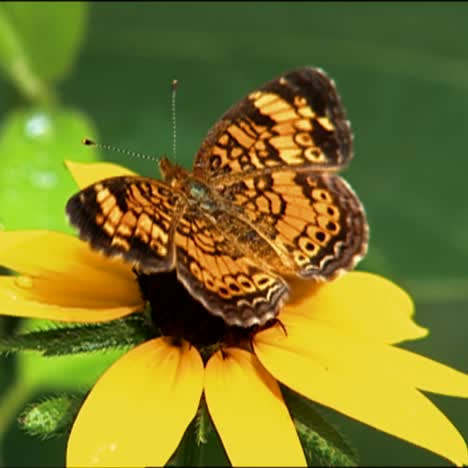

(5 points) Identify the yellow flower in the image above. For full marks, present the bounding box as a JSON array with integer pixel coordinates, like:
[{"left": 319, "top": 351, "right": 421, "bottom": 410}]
[{"left": 0, "top": 161, "right": 467, "bottom": 467}]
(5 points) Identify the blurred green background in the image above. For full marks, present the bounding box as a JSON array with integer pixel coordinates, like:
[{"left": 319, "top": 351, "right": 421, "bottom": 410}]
[{"left": 0, "top": 2, "right": 467, "bottom": 466}]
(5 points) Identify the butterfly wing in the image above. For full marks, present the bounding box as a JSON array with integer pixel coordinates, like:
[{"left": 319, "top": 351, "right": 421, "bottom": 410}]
[
  {"left": 174, "top": 207, "right": 289, "bottom": 327},
  {"left": 193, "top": 67, "right": 352, "bottom": 180},
  {"left": 66, "top": 176, "right": 183, "bottom": 272},
  {"left": 192, "top": 66, "right": 367, "bottom": 281}
]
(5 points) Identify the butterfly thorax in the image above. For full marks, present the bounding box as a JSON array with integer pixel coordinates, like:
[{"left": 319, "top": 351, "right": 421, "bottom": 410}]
[{"left": 160, "top": 157, "right": 224, "bottom": 216}]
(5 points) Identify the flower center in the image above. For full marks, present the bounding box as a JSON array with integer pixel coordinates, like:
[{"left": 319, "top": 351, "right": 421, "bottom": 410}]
[{"left": 136, "top": 271, "right": 276, "bottom": 353}]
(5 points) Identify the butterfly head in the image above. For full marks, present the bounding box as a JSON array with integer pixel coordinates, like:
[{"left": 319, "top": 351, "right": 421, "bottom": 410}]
[{"left": 159, "top": 157, "right": 188, "bottom": 188}]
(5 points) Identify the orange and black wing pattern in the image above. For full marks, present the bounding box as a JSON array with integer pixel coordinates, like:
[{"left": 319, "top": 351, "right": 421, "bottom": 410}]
[
  {"left": 174, "top": 207, "right": 289, "bottom": 327},
  {"left": 217, "top": 170, "right": 368, "bottom": 280},
  {"left": 66, "top": 176, "right": 182, "bottom": 272},
  {"left": 193, "top": 67, "right": 352, "bottom": 180},
  {"left": 193, "top": 67, "right": 367, "bottom": 282}
]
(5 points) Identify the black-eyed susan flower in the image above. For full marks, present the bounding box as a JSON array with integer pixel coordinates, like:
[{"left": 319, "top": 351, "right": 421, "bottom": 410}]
[{"left": 0, "top": 161, "right": 467, "bottom": 467}]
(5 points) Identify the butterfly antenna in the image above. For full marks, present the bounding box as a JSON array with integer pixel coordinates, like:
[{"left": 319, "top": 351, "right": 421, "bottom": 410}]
[
  {"left": 82, "top": 139, "right": 158, "bottom": 162},
  {"left": 171, "top": 78, "right": 178, "bottom": 161}
]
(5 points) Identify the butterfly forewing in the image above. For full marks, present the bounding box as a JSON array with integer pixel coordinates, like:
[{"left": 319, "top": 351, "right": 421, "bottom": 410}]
[
  {"left": 193, "top": 67, "right": 352, "bottom": 180},
  {"left": 66, "top": 176, "right": 182, "bottom": 272}
]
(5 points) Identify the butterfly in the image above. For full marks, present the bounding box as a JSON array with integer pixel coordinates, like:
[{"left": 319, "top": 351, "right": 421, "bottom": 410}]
[{"left": 66, "top": 67, "right": 368, "bottom": 328}]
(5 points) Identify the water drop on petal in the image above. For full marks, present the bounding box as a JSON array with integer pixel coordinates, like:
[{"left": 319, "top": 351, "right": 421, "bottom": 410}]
[{"left": 15, "top": 276, "right": 33, "bottom": 289}]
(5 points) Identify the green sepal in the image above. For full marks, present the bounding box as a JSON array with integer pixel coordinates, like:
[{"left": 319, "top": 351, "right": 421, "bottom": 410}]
[
  {"left": 281, "top": 384, "right": 359, "bottom": 467},
  {"left": 193, "top": 396, "right": 212, "bottom": 446},
  {"left": 18, "top": 393, "right": 84, "bottom": 439},
  {"left": 0, "top": 311, "right": 157, "bottom": 357},
  {"left": 167, "top": 396, "right": 229, "bottom": 467}
]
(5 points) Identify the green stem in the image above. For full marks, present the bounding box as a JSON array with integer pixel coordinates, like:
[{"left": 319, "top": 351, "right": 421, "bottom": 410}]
[
  {"left": 0, "top": 7, "right": 57, "bottom": 106},
  {"left": 9, "top": 58, "right": 57, "bottom": 106},
  {"left": 0, "top": 379, "right": 34, "bottom": 462}
]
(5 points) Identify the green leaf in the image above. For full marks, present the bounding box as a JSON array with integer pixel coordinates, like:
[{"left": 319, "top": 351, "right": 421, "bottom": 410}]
[
  {"left": 0, "top": 2, "right": 87, "bottom": 102},
  {"left": 0, "top": 107, "right": 99, "bottom": 232},
  {"left": 18, "top": 393, "right": 84, "bottom": 439},
  {"left": 282, "top": 384, "right": 359, "bottom": 467},
  {"left": 0, "top": 313, "right": 156, "bottom": 357}
]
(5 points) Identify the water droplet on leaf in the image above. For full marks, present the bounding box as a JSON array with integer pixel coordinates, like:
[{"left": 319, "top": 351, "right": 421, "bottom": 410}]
[{"left": 24, "top": 113, "right": 52, "bottom": 139}]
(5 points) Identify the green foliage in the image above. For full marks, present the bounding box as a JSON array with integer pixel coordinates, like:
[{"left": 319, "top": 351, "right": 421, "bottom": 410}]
[
  {"left": 168, "top": 398, "right": 229, "bottom": 467},
  {"left": 19, "top": 394, "right": 84, "bottom": 439},
  {"left": 7, "top": 318, "right": 125, "bottom": 394},
  {"left": 282, "top": 384, "right": 359, "bottom": 467},
  {"left": 0, "top": 3, "right": 103, "bottom": 458},
  {"left": 0, "top": 2, "right": 87, "bottom": 102},
  {"left": 0, "top": 2, "right": 96, "bottom": 233},
  {"left": 0, "top": 313, "right": 156, "bottom": 357},
  {"left": 0, "top": 107, "right": 98, "bottom": 232}
]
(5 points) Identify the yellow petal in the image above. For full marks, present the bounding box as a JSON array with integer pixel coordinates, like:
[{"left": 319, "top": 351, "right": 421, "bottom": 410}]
[
  {"left": 0, "top": 230, "right": 132, "bottom": 279},
  {"left": 259, "top": 315, "right": 468, "bottom": 397},
  {"left": 67, "top": 338, "right": 204, "bottom": 467},
  {"left": 0, "top": 276, "right": 139, "bottom": 322},
  {"left": 287, "top": 271, "right": 426, "bottom": 344},
  {"left": 204, "top": 348, "right": 306, "bottom": 467},
  {"left": 0, "top": 229, "right": 46, "bottom": 253},
  {"left": 0, "top": 231, "right": 142, "bottom": 322},
  {"left": 65, "top": 160, "right": 137, "bottom": 189},
  {"left": 255, "top": 336, "right": 468, "bottom": 466}
]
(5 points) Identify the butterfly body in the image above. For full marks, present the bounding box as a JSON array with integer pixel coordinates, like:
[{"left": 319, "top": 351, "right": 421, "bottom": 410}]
[{"left": 67, "top": 67, "right": 368, "bottom": 327}]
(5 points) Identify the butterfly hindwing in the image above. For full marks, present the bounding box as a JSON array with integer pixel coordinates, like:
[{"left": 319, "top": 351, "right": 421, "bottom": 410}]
[
  {"left": 174, "top": 206, "right": 290, "bottom": 327},
  {"left": 217, "top": 170, "right": 368, "bottom": 280}
]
